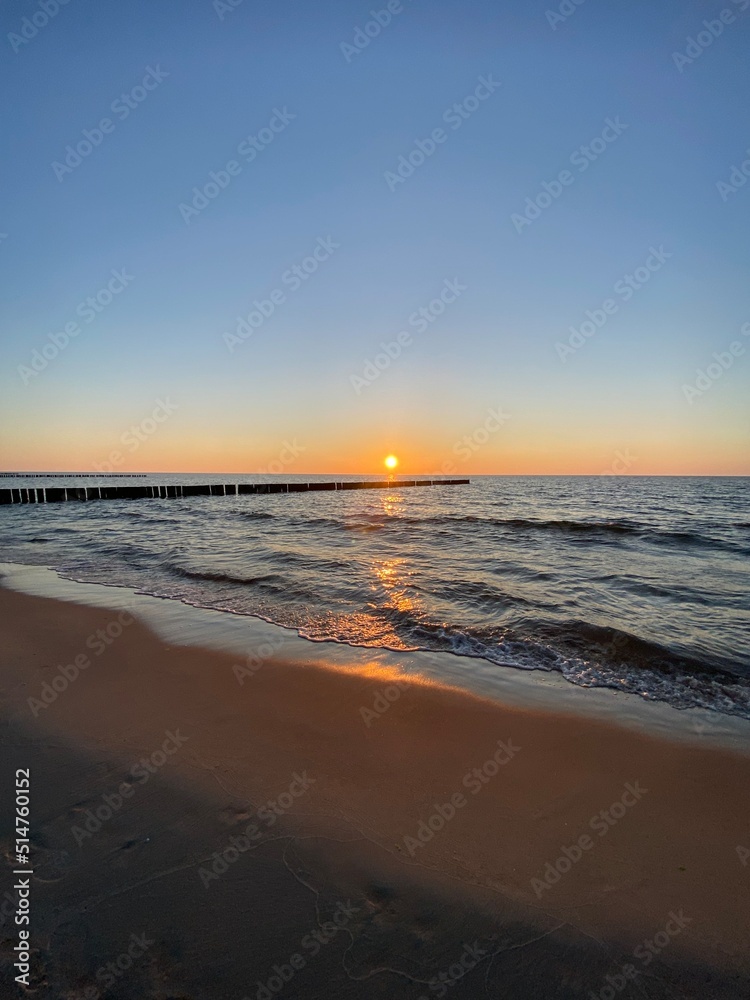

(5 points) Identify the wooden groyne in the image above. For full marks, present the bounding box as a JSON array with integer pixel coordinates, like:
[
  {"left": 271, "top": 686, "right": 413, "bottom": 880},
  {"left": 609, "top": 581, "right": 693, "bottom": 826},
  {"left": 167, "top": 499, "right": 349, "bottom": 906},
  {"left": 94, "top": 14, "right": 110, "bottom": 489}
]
[
  {"left": 0, "top": 473, "right": 148, "bottom": 478},
  {"left": 0, "top": 479, "right": 470, "bottom": 505}
]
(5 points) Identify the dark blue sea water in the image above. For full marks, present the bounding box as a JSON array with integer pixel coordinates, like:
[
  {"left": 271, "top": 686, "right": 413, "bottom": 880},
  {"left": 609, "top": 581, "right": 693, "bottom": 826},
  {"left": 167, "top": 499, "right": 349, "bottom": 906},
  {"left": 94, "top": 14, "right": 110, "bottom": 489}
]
[{"left": 1, "top": 474, "right": 748, "bottom": 719}]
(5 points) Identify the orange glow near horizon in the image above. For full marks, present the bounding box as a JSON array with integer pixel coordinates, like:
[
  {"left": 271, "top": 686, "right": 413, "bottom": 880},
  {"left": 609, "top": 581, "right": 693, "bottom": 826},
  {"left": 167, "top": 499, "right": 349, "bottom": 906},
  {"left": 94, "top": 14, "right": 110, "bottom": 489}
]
[{"left": 1, "top": 424, "right": 749, "bottom": 477}]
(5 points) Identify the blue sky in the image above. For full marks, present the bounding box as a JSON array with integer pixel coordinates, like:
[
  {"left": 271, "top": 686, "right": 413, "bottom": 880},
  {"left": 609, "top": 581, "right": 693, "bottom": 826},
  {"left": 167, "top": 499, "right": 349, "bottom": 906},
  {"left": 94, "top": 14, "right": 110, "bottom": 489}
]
[{"left": 1, "top": 0, "right": 748, "bottom": 473}]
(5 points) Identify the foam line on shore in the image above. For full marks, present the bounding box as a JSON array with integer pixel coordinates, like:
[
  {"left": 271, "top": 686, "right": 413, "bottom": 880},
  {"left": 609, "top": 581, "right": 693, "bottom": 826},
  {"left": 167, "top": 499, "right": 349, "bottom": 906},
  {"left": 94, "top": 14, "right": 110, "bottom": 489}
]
[
  {"left": 2, "top": 561, "right": 748, "bottom": 754},
  {"left": 1, "top": 581, "right": 749, "bottom": 995}
]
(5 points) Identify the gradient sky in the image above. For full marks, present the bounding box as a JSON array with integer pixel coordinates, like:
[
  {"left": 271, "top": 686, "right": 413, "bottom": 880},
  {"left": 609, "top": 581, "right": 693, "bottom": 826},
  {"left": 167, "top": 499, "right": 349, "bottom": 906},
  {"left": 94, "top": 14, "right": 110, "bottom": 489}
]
[{"left": 1, "top": 0, "right": 748, "bottom": 474}]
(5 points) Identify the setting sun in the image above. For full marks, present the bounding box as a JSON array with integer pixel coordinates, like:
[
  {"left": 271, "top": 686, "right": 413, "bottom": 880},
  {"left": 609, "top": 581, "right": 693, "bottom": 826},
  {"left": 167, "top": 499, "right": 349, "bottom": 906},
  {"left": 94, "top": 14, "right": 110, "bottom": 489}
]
[{"left": 384, "top": 455, "right": 398, "bottom": 470}]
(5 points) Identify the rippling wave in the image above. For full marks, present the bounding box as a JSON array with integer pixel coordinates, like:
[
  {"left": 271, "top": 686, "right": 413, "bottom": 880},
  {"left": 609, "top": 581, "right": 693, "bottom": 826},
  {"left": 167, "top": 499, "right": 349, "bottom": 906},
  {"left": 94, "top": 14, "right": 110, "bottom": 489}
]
[{"left": 1, "top": 474, "right": 748, "bottom": 718}]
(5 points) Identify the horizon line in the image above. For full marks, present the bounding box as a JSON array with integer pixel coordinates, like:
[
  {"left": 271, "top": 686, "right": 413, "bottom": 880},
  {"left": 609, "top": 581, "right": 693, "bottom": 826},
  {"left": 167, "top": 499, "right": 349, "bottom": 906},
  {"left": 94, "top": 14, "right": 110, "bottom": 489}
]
[{"left": 2, "top": 471, "right": 749, "bottom": 479}]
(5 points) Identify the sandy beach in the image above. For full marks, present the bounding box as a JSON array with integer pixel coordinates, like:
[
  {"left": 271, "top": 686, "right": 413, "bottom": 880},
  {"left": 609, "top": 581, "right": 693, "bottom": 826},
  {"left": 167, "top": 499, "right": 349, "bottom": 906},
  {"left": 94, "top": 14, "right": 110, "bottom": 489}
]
[
  {"left": 0, "top": 584, "right": 747, "bottom": 999},
  {"left": 5, "top": 0, "right": 749, "bottom": 991}
]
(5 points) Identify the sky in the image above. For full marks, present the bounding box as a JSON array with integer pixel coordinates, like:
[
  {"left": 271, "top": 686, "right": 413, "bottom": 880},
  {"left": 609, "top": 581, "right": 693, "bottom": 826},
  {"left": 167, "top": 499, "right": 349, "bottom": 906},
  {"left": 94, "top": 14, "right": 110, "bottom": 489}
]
[{"left": 1, "top": 0, "right": 748, "bottom": 475}]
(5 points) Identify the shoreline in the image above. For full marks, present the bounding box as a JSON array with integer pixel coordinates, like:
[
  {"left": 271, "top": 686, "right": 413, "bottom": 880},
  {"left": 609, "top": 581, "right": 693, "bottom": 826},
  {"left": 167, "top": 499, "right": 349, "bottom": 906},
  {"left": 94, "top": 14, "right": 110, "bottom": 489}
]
[
  {"left": 2, "top": 561, "right": 749, "bottom": 753},
  {"left": 0, "top": 576, "right": 749, "bottom": 997}
]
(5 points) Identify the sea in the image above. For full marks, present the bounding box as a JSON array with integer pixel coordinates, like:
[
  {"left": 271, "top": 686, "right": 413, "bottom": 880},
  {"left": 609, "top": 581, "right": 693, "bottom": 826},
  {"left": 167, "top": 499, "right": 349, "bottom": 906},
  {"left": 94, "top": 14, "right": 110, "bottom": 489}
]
[{"left": 1, "top": 474, "right": 748, "bottom": 720}]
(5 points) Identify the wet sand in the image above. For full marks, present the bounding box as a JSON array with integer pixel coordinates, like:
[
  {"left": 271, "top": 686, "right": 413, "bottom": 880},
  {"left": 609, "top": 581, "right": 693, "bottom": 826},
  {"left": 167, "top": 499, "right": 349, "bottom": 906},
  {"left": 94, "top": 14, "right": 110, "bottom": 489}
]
[{"left": 0, "top": 585, "right": 748, "bottom": 999}]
